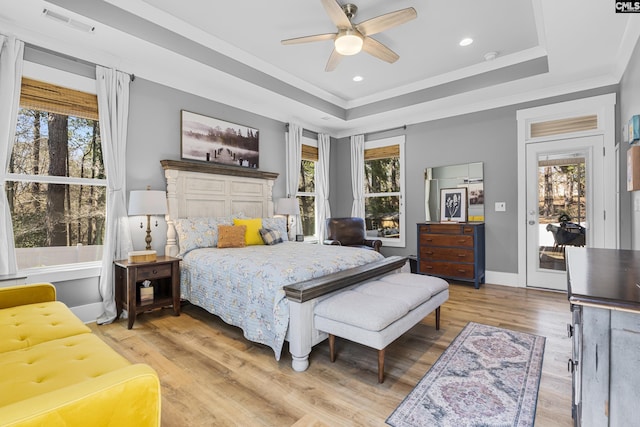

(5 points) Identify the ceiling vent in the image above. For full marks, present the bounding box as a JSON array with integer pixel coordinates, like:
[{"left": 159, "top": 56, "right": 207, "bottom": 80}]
[{"left": 42, "top": 9, "right": 95, "bottom": 33}]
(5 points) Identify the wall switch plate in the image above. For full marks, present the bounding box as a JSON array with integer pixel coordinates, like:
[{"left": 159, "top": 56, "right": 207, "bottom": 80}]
[{"left": 495, "top": 202, "right": 506, "bottom": 212}]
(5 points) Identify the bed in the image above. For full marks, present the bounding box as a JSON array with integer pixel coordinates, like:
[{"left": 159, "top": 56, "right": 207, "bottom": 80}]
[{"left": 161, "top": 160, "right": 405, "bottom": 371}]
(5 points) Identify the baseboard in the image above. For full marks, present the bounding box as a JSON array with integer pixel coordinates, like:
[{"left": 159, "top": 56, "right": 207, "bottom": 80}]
[
  {"left": 70, "top": 302, "right": 103, "bottom": 324},
  {"left": 485, "top": 271, "right": 522, "bottom": 288}
]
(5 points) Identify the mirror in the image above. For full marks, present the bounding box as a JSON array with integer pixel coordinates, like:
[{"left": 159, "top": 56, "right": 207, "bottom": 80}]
[{"left": 425, "top": 162, "right": 484, "bottom": 222}]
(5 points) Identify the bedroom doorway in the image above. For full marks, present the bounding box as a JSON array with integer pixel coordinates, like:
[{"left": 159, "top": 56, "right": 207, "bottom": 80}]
[{"left": 525, "top": 135, "right": 604, "bottom": 291}]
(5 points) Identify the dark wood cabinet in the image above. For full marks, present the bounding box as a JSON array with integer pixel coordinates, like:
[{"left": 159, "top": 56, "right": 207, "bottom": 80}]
[
  {"left": 416, "top": 222, "right": 485, "bottom": 288},
  {"left": 114, "top": 256, "right": 180, "bottom": 329}
]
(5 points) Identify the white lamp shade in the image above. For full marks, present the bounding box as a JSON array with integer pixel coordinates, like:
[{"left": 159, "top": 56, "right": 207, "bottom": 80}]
[
  {"left": 128, "top": 190, "right": 168, "bottom": 216},
  {"left": 275, "top": 198, "right": 300, "bottom": 216}
]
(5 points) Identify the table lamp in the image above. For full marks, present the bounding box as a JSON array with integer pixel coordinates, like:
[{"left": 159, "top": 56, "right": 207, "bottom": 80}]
[
  {"left": 275, "top": 197, "right": 300, "bottom": 232},
  {"left": 128, "top": 186, "right": 168, "bottom": 250}
]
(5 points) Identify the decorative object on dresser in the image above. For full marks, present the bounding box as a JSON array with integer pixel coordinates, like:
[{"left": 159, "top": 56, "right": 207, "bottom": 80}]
[
  {"left": 566, "top": 247, "right": 640, "bottom": 426},
  {"left": 128, "top": 186, "right": 168, "bottom": 250},
  {"left": 387, "top": 322, "right": 545, "bottom": 427},
  {"left": 180, "top": 110, "right": 259, "bottom": 168},
  {"left": 417, "top": 222, "right": 485, "bottom": 288},
  {"left": 439, "top": 187, "right": 468, "bottom": 222},
  {"left": 114, "top": 256, "right": 180, "bottom": 329}
]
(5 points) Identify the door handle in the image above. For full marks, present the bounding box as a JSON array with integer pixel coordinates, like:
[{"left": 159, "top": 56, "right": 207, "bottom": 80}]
[{"left": 528, "top": 220, "right": 536, "bottom": 225}]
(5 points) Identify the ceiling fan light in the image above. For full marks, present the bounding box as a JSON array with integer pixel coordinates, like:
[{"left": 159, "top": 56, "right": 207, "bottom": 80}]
[{"left": 334, "top": 30, "right": 363, "bottom": 55}]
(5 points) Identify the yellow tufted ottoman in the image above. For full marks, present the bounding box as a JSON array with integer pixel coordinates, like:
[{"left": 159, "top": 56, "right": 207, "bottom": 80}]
[{"left": 0, "top": 283, "right": 161, "bottom": 426}]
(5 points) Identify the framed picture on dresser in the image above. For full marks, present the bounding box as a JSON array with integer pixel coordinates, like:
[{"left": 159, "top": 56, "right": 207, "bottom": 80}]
[{"left": 440, "top": 188, "right": 467, "bottom": 222}]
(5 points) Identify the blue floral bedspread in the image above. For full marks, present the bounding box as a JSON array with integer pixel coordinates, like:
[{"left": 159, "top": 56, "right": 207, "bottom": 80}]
[{"left": 180, "top": 242, "right": 384, "bottom": 359}]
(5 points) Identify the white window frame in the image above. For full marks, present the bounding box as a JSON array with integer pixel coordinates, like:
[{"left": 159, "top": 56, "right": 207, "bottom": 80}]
[
  {"left": 364, "top": 135, "right": 406, "bottom": 248},
  {"left": 6, "top": 61, "right": 105, "bottom": 276},
  {"left": 297, "top": 135, "right": 318, "bottom": 240}
]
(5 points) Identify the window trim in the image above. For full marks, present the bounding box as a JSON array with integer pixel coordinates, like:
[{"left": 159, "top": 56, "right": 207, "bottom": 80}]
[
  {"left": 364, "top": 135, "right": 406, "bottom": 248},
  {"left": 297, "top": 136, "right": 318, "bottom": 240}
]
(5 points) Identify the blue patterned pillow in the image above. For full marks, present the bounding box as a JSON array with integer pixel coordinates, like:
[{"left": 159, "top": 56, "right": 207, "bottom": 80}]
[
  {"left": 262, "top": 217, "right": 289, "bottom": 241},
  {"left": 259, "top": 228, "right": 283, "bottom": 245},
  {"left": 174, "top": 217, "right": 233, "bottom": 256}
]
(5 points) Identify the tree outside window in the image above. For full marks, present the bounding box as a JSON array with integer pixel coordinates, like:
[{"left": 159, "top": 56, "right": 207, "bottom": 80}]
[
  {"left": 7, "top": 78, "right": 106, "bottom": 270},
  {"left": 298, "top": 159, "right": 316, "bottom": 237},
  {"left": 363, "top": 136, "right": 405, "bottom": 247}
]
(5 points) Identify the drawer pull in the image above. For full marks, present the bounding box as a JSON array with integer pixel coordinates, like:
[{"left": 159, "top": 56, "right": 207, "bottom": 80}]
[
  {"left": 425, "top": 266, "right": 433, "bottom": 269},
  {"left": 567, "top": 358, "right": 578, "bottom": 373},
  {"left": 152, "top": 269, "right": 158, "bottom": 275},
  {"left": 457, "top": 239, "right": 466, "bottom": 244},
  {"left": 457, "top": 269, "right": 467, "bottom": 273},
  {"left": 426, "top": 251, "right": 434, "bottom": 255},
  {"left": 457, "top": 254, "right": 466, "bottom": 258},
  {"left": 567, "top": 324, "right": 573, "bottom": 338}
]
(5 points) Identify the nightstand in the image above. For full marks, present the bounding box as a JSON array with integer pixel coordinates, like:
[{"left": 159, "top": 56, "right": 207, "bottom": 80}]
[{"left": 114, "top": 256, "right": 180, "bottom": 329}]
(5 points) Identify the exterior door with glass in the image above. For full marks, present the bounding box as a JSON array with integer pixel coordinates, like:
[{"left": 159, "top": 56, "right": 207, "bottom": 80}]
[{"left": 525, "top": 135, "right": 604, "bottom": 291}]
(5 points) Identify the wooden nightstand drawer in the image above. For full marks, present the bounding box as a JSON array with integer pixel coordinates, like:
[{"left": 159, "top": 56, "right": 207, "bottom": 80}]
[{"left": 136, "top": 263, "right": 172, "bottom": 280}]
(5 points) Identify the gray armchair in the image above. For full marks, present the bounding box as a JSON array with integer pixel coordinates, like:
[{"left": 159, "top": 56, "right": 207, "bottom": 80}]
[{"left": 324, "top": 217, "right": 382, "bottom": 252}]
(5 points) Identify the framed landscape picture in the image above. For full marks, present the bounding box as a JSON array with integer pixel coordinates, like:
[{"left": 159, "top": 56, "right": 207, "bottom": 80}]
[
  {"left": 180, "top": 110, "right": 259, "bottom": 168},
  {"left": 440, "top": 187, "right": 468, "bottom": 222}
]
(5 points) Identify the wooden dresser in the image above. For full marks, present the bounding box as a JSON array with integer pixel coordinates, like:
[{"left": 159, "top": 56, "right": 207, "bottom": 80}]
[{"left": 416, "top": 222, "right": 485, "bottom": 288}]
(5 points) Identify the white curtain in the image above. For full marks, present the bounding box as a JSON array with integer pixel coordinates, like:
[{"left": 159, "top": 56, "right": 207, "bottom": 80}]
[
  {"left": 316, "top": 133, "right": 331, "bottom": 242},
  {"left": 0, "top": 36, "right": 23, "bottom": 275},
  {"left": 96, "top": 66, "right": 133, "bottom": 324},
  {"left": 350, "top": 134, "right": 365, "bottom": 218},
  {"left": 285, "top": 123, "right": 302, "bottom": 237},
  {"left": 425, "top": 168, "right": 432, "bottom": 221}
]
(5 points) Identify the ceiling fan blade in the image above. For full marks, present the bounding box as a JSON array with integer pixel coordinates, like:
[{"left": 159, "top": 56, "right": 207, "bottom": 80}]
[
  {"left": 325, "top": 49, "right": 343, "bottom": 72},
  {"left": 321, "top": 0, "right": 352, "bottom": 29},
  {"left": 281, "top": 33, "right": 336, "bottom": 45},
  {"left": 362, "top": 37, "right": 399, "bottom": 63},
  {"left": 355, "top": 7, "right": 417, "bottom": 36}
]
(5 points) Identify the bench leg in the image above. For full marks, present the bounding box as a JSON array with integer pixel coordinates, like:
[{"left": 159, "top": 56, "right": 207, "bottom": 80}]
[
  {"left": 436, "top": 306, "right": 441, "bottom": 330},
  {"left": 378, "top": 348, "right": 385, "bottom": 383},
  {"left": 329, "top": 334, "right": 336, "bottom": 362}
]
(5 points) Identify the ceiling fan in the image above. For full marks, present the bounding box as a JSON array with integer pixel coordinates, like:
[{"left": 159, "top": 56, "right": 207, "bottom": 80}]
[{"left": 281, "top": 0, "right": 417, "bottom": 72}]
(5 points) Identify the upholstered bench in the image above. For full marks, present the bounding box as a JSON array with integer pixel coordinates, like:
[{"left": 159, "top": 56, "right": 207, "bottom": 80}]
[{"left": 313, "top": 272, "right": 449, "bottom": 383}]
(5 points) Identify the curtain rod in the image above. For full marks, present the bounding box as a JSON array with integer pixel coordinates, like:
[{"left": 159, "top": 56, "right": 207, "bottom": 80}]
[
  {"left": 285, "top": 123, "right": 407, "bottom": 138},
  {"left": 284, "top": 123, "right": 319, "bottom": 137},
  {"left": 25, "top": 43, "right": 135, "bottom": 82},
  {"left": 365, "top": 125, "right": 407, "bottom": 137}
]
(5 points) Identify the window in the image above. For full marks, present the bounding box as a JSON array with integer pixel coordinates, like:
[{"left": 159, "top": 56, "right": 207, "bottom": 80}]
[
  {"left": 297, "top": 137, "right": 317, "bottom": 238},
  {"left": 7, "top": 76, "right": 106, "bottom": 270},
  {"left": 364, "top": 136, "right": 405, "bottom": 247}
]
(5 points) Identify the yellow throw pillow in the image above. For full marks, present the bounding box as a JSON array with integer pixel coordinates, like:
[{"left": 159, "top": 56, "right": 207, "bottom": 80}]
[
  {"left": 233, "top": 218, "right": 263, "bottom": 246},
  {"left": 217, "top": 225, "right": 247, "bottom": 248}
]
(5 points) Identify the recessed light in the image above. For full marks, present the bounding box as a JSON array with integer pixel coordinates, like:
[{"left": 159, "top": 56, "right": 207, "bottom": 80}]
[
  {"left": 459, "top": 38, "right": 473, "bottom": 47},
  {"left": 353, "top": 75, "right": 364, "bottom": 82}
]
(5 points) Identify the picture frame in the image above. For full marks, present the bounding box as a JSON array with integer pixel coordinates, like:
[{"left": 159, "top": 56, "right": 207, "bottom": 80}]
[
  {"left": 180, "top": 110, "right": 259, "bottom": 168},
  {"left": 630, "top": 115, "right": 640, "bottom": 144},
  {"left": 440, "top": 187, "right": 468, "bottom": 222}
]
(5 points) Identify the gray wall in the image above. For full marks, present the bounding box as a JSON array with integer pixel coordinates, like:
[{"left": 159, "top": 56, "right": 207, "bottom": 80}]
[
  {"left": 619, "top": 36, "right": 640, "bottom": 249},
  {"left": 126, "top": 77, "right": 289, "bottom": 253},
  {"left": 332, "top": 86, "right": 619, "bottom": 275}
]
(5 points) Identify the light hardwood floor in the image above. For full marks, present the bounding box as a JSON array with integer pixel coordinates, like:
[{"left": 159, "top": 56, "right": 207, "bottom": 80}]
[{"left": 89, "top": 282, "right": 573, "bottom": 426}]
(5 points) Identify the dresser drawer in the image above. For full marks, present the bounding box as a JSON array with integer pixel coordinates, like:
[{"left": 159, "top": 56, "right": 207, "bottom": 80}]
[
  {"left": 420, "top": 234, "right": 474, "bottom": 248},
  {"left": 419, "top": 261, "right": 475, "bottom": 279},
  {"left": 135, "top": 263, "right": 172, "bottom": 280},
  {"left": 420, "top": 246, "right": 475, "bottom": 262}
]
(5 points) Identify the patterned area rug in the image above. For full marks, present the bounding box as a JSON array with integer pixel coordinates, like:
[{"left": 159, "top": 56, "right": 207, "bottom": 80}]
[{"left": 387, "top": 322, "right": 546, "bottom": 427}]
